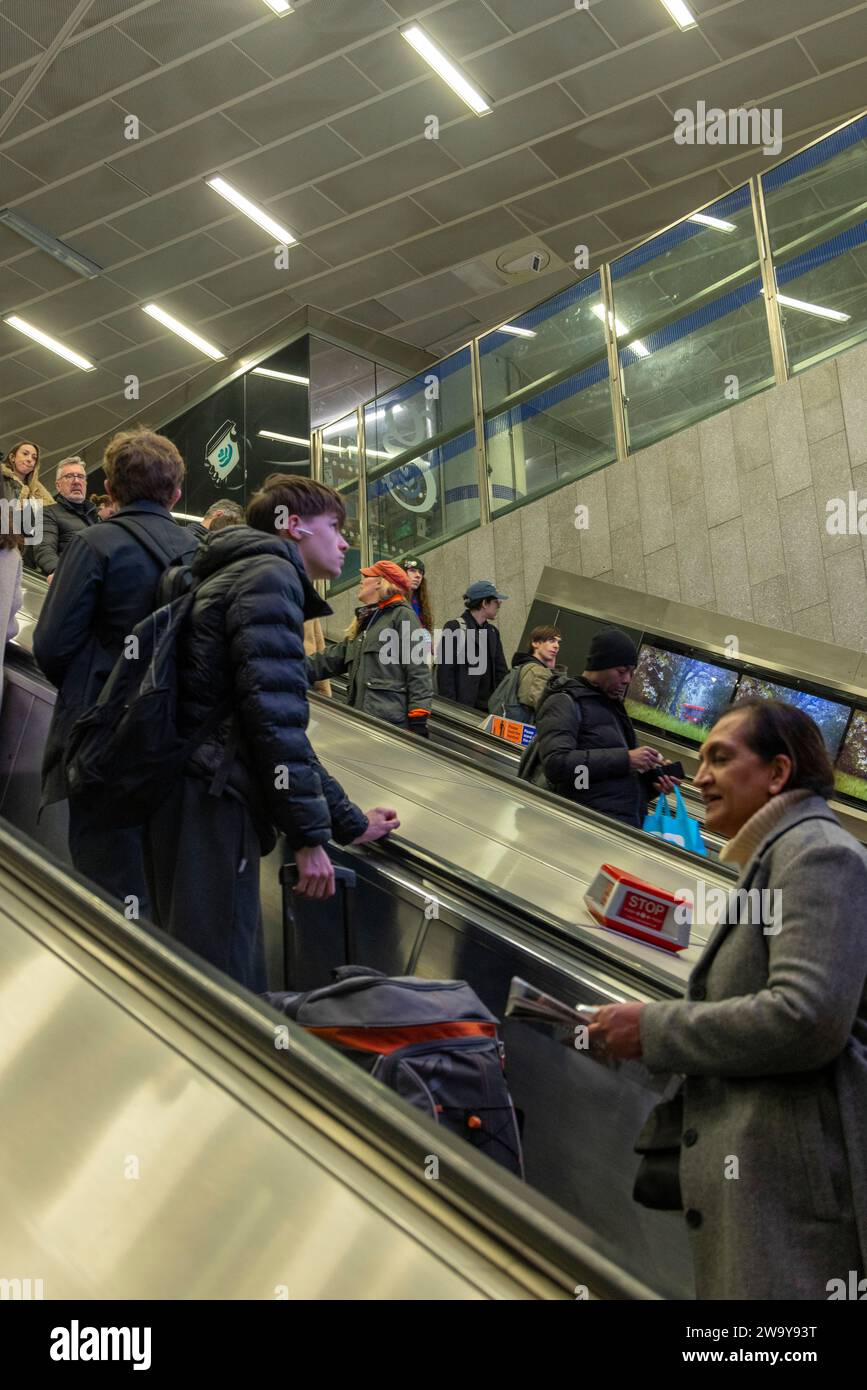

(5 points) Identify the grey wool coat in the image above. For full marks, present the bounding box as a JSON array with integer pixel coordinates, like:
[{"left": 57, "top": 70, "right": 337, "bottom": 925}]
[
  {"left": 306, "top": 597, "right": 433, "bottom": 728},
  {"left": 641, "top": 795, "right": 867, "bottom": 1300}
]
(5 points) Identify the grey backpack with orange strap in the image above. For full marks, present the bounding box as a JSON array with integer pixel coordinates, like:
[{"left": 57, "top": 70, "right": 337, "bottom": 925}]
[{"left": 264, "top": 967, "right": 524, "bottom": 1177}]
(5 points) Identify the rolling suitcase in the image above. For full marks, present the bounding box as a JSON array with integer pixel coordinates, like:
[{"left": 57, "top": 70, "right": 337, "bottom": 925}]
[{"left": 278, "top": 862, "right": 357, "bottom": 989}]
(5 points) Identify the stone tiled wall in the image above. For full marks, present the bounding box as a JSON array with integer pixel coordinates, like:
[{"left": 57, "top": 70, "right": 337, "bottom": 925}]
[{"left": 324, "top": 339, "right": 867, "bottom": 659}]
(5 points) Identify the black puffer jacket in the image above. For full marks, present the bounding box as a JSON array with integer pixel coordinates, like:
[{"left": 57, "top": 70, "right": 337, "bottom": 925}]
[
  {"left": 177, "top": 525, "right": 367, "bottom": 855},
  {"left": 33, "top": 493, "right": 98, "bottom": 575},
  {"left": 523, "top": 675, "right": 653, "bottom": 827}
]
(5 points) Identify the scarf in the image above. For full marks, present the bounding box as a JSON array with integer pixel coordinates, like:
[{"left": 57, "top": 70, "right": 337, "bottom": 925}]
[{"left": 718, "top": 787, "right": 813, "bottom": 868}]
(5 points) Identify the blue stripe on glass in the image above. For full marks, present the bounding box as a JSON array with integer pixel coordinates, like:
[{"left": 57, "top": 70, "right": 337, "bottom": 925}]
[
  {"left": 763, "top": 113, "right": 867, "bottom": 193},
  {"left": 611, "top": 186, "right": 752, "bottom": 280},
  {"left": 478, "top": 273, "right": 602, "bottom": 355},
  {"left": 775, "top": 219, "right": 867, "bottom": 286},
  {"left": 618, "top": 277, "right": 764, "bottom": 365}
]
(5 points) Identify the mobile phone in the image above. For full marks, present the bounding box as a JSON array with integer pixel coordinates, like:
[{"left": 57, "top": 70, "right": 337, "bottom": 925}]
[{"left": 652, "top": 760, "right": 684, "bottom": 781}]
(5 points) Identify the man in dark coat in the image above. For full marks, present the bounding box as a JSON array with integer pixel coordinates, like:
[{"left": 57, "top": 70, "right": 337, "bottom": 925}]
[
  {"left": 436, "top": 579, "right": 509, "bottom": 712},
  {"left": 33, "top": 431, "right": 197, "bottom": 917},
  {"left": 521, "top": 627, "right": 675, "bottom": 827},
  {"left": 33, "top": 456, "right": 98, "bottom": 578},
  {"left": 142, "top": 475, "right": 398, "bottom": 991}
]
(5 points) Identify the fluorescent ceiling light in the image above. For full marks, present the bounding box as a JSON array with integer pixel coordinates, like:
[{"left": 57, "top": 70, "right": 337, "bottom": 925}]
[
  {"left": 262, "top": 0, "right": 293, "bottom": 12},
  {"left": 205, "top": 176, "right": 297, "bottom": 245},
  {"left": 251, "top": 366, "right": 309, "bottom": 384},
  {"left": 0, "top": 208, "right": 102, "bottom": 278},
  {"left": 690, "top": 213, "right": 737, "bottom": 232},
  {"left": 259, "top": 430, "right": 309, "bottom": 445},
  {"left": 400, "top": 24, "right": 492, "bottom": 115},
  {"left": 775, "top": 294, "right": 850, "bottom": 323},
  {"left": 3, "top": 314, "right": 95, "bottom": 370},
  {"left": 659, "top": 0, "right": 697, "bottom": 29},
  {"left": 499, "top": 323, "right": 537, "bottom": 338},
  {"left": 591, "top": 304, "right": 650, "bottom": 358},
  {"left": 143, "top": 304, "right": 225, "bottom": 359}
]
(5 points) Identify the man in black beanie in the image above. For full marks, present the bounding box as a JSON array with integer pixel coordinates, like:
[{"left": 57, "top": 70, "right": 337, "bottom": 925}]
[{"left": 518, "top": 625, "right": 676, "bottom": 826}]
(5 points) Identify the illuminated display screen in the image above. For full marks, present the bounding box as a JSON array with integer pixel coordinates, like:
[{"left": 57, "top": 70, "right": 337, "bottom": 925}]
[
  {"left": 834, "top": 710, "right": 867, "bottom": 803},
  {"left": 625, "top": 644, "right": 739, "bottom": 743},
  {"left": 733, "top": 674, "right": 850, "bottom": 760}
]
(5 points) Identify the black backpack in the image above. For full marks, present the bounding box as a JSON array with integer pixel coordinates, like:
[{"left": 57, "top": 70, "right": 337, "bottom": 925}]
[
  {"left": 64, "top": 586, "right": 231, "bottom": 827},
  {"left": 487, "top": 665, "right": 532, "bottom": 722}
]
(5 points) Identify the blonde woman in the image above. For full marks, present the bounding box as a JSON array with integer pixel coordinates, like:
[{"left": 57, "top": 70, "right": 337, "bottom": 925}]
[
  {"left": 2, "top": 440, "right": 54, "bottom": 504},
  {"left": 307, "top": 561, "right": 433, "bottom": 734},
  {"left": 0, "top": 512, "right": 24, "bottom": 712}
]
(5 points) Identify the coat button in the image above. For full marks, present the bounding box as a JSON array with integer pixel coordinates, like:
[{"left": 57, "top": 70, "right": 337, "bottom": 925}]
[
  {"left": 685, "top": 1208, "right": 702, "bottom": 1229},
  {"left": 691, "top": 984, "right": 707, "bottom": 1001},
  {"left": 683, "top": 1128, "right": 698, "bottom": 1147}
]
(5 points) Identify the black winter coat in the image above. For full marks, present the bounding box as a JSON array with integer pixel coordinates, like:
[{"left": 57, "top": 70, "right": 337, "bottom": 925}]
[
  {"left": 176, "top": 525, "right": 367, "bottom": 855},
  {"left": 525, "top": 675, "right": 654, "bottom": 827},
  {"left": 33, "top": 494, "right": 98, "bottom": 575},
  {"left": 34, "top": 501, "right": 198, "bottom": 806},
  {"left": 435, "top": 610, "right": 508, "bottom": 711}
]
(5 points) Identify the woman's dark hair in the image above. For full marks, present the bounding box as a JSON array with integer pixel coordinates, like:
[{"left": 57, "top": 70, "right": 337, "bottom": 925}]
[
  {"left": 90, "top": 493, "right": 110, "bottom": 508},
  {"left": 413, "top": 574, "right": 433, "bottom": 632},
  {"left": 722, "top": 698, "right": 835, "bottom": 798}
]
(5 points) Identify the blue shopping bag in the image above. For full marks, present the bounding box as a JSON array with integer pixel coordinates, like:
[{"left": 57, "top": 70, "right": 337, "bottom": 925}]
[{"left": 643, "top": 785, "right": 707, "bottom": 857}]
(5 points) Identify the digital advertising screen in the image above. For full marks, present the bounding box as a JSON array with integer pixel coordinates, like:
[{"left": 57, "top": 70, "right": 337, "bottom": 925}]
[
  {"left": 833, "top": 709, "right": 867, "bottom": 803},
  {"left": 625, "top": 644, "right": 740, "bottom": 743},
  {"left": 733, "top": 674, "right": 850, "bottom": 760}
]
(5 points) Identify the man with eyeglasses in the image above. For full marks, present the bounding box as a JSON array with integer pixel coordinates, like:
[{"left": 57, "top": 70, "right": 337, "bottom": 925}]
[{"left": 33, "top": 456, "right": 97, "bottom": 582}]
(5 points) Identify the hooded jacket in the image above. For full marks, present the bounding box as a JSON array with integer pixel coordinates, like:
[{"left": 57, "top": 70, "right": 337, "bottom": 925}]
[
  {"left": 436, "top": 609, "right": 508, "bottom": 710},
  {"left": 307, "top": 594, "right": 433, "bottom": 727},
  {"left": 525, "top": 674, "right": 653, "bottom": 826},
  {"left": 510, "top": 650, "right": 565, "bottom": 716},
  {"left": 175, "top": 525, "right": 367, "bottom": 855}
]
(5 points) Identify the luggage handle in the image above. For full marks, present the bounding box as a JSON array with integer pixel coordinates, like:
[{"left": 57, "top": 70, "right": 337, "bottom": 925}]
[{"left": 279, "top": 862, "right": 357, "bottom": 989}]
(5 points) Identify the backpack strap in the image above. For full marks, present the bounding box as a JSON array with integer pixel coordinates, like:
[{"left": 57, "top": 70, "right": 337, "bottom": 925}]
[{"left": 108, "top": 514, "right": 182, "bottom": 571}]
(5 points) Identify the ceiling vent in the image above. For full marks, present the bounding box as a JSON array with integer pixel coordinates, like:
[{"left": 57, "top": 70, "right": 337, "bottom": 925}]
[{"left": 453, "top": 236, "right": 565, "bottom": 294}]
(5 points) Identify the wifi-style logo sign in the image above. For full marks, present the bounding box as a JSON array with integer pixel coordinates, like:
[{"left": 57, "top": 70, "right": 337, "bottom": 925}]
[{"left": 205, "top": 420, "right": 241, "bottom": 483}]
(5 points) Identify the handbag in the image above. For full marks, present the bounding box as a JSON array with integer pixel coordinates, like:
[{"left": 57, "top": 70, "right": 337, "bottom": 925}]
[
  {"left": 642, "top": 785, "right": 708, "bottom": 858},
  {"left": 632, "top": 1084, "right": 684, "bottom": 1211}
]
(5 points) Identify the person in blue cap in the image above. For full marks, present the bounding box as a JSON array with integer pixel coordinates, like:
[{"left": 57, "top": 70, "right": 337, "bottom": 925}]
[{"left": 436, "top": 579, "right": 509, "bottom": 713}]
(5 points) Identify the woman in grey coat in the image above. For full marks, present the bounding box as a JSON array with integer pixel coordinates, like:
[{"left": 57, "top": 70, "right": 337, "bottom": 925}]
[
  {"left": 591, "top": 698, "right": 867, "bottom": 1300},
  {"left": 307, "top": 560, "right": 433, "bottom": 735}
]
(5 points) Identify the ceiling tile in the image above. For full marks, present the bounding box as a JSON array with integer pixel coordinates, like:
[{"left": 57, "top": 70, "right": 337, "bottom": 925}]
[
  {"left": 223, "top": 127, "right": 360, "bottom": 202},
  {"left": 106, "top": 284, "right": 230, "bottom": 346},
  {"left": 328, "top": 80, "right": 467, "bottom": 158},
  {"left": 113, "top": 335, "right": 222, "bottom": 382},
  {"left": 588, "top": 0, "right": 672, "bottom": 48},
  {"left": 117, "top": 0, "right": 268, "bottom": 63},
  {"left": 12, "top": 26, "right": 159, "bottom": 121},
  {"left": 699, "top": 0, "right": 860, "bottom": 62},
  {"left": 345, "top": 29, "right": 432, "bottom": 93},
  {"left": 533, "top": 96, "right": 674, "bottom": 178},
  {"left": 316, "top": 140, "right": 460, "bottom": 215},
  {"left": 601, "top": 170, "right": 730, "bottom": 243},
  {"left": 0, "top": 262, "right": 43, "bottom": 314},
  {"left": 533, "top": 213, "right": 625, "bottom": 267},
  {"left": 31, "top": 276, "right": 136, "bottom": 333},
  {"left": 202, "top": 247, "right": 330, "bottom": 306},
  {"left": 0, "top": 152, "right": 45, "bottom": 200},
  {"left": 107, "top": 234, "right": 237, "bottom": 299},
  {"left": 413, "top": 149, "right": 554, "bottom": 222},
  {"left": 396, "top": 205, "right": 529, "bottom": 276},
  {"left": 412, "top": 0, "right": 511, "bottom": 57},
  {"left": 378, "top": 268, "right": 478, "bottom": 320},
  {"left": 0, "top": 95, "right": 46, "bottom": 140},
  {"left": 0, "top": 357, "right": 47, "bottom": 393},
  {"left": 108, "top": 183, "right": 227, "bottom": 251},
  {"left": 300, "top": 251, "right": 417, "bottom": 311},
  {"left": 484, "top": 0, "right": 582, "bottom": 33},
  {"left": 0, "top": 1, "right": 54, "bottom": 48},
  {"left": 62, "top": 223, "right": 143, "bottom": 270},
  {"left": 437, "top": 85, "right": 583, "bottom": 168},
  {"left": 660, "top": 41, "right": 816, "bottom": 114},
  {"left": 561, "top": 28, "right": 717, "bottom": 116},
  {"left": 630, "top": 131, "right": 749, "bottom": 185},
  {"left": 766, "top": 62, "right": 867, "bottom": 143},
  {"left": 17, "top": 165, "right": 141, "bottom": 235},
  {"left": 208, "top": 295, "right": 302, "bottom": 349},
  {"left": 511, "top": 160, "right": 648, "bottom": 233},
  {"left": 120, "top": 43, "right": 271, "bottom": 135},
  {"left": 16, "top": 367, "right": 123, "bottom": 420},
  {"left": 1, "top": 249, "right": 82, "bottom": 293},
  {"left": 468, "top": 267, "right": 580, "bottom": 324},
  {"left": 68, "top": 319, "right": 142, "bottom": 358},
  {"left": 0, "top": 398, "right": 47, "bottom": 431},
  {"left": 0, "top": 14, "right": 44, "bottom": 70},
  {"left": 466, "top": 12, "right": 615, "bottom": 102},
  {"left": 5, "top": 102, "right": 157, "bottom": 183},
  {"left": 267, "top": 186, "right": 346, "bottom": 237},
  {"left": 307, "top": 199, "right": 438, "bottom": 264},
  {"left": 397, "top": 305, "right": 480, "bottom": 349},
  {"left": 233, "top": 0, "right": 398, "bottom": 79},
  {"left": 800, "top": 9, "right": 867, "bottom": 74},
  {"left": 27, "top": 401, "right": 119, "bottom": 448},
  {"left": 109, "top": 113, "right": 259, "bottom": 196},
  {"left": 229, "top": 58, "right": 379, "bottom": 144},
  {"left": 718, "top": 131, "right": 826, "bottom": 190},
  {"left": 343, "top": 299, "right": 404, "bottom": 331},
  {"left": 204, "top": 214, "right": 281, "bottom": 260}
]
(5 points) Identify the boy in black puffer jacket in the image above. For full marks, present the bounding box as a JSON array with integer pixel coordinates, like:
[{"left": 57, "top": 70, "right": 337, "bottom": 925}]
[{"left": 142, "top": 476, "right": 398, "bottom": 991}]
